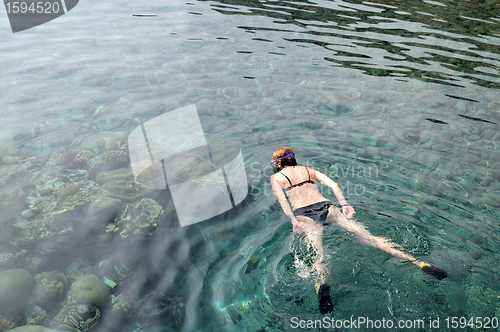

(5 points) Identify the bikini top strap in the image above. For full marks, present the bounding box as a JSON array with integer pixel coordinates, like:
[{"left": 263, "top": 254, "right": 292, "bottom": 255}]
[
  {"left": 279, "top": 171, "right": 293, "bottom": 187},
  {"left": 305, "top": 167, "right": 311, "bottom": 181}
]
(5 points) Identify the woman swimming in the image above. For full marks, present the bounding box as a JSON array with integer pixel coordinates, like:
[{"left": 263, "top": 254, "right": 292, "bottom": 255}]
[{"left": 270, "top": 147, "right": 447, "bottom": 314}]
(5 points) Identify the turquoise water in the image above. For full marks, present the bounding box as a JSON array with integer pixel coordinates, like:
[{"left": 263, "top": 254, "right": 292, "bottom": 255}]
[{"left": 0, "top": 0, "right": 500, "bottom": 331}]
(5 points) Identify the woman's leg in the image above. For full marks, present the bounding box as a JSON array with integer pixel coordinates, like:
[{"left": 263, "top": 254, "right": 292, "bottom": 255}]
[
  {"left": 326, "top": 206, "right": 420, "bottom": 265},
  {"left": 296, "top": 215, "right": 328, "bottom": 282},
  {"left": 296, "top": 216, "right": 335, "bottom": 314}
]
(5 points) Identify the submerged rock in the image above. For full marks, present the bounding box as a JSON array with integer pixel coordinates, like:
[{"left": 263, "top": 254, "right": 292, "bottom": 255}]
[
  {"left": 54, "top": 303, "right": 100, "bottom": 332},
  {"left": 135, "top": 289, "right": 184, "bottom": 329},
  {"left": 95, "top": 168, "right": 133, "bottom": 185},
  {"left": 0, "top": 144, "right": 20, "bottom": 166},
  {"left": 70, "top": 274, "right": 110, "bottom": 309},
  {"left": 54, "top": 146, "right": 88, "bottom": 169},
  {"left": 0, "top": 163, "right": 28, "bottom": 184},
  {"left": 45, "top": 273, "right": 110, "bottom": 331},
  {"left": 86, "top": 197, "right": 122, "bottom": 233},
  {"left": 58, "top": 184, "right": 80, "bottom": 202},
  {"left": 0, "top": 269, "right": 35, "bottom": 315},
  {"left": 88, "top": 150, "right": 130, "bottom": 180},
  {"left": 33, "top": 271, "right": 68, "bottom": 308},
  {"left": 99, "top": 150, "right": 130, "bottom": 169},
  {"left": 54, "top": 186, "right": 100, "bottom": 216},
  {"left": 6, "top": 325, "right": 56, "bottom": 332},
  {"left": 3, "top": 156, "right": 19, "bottom": 165},
  {"left": 65, "top": 258, "right": 94, "bottom": 284},
  {"left": 25, "top": 305, "right": 48, "bottom": 326},
  {"left": 0, "top": 320, "right": 16, "bottom": 331},
  {"left": 50, "top": 299, "right": 101, "bottom": 332},
  {"left": 10, "top": 159, "right": 96, "bottom": 246},
  {"left": 109, "top": 198, "right": 162, "bottom": 240},
  {"left": 100, "top": 179, "right": 153, "bottom": 203},
  {"left": 0, "top": 184, "right": 27, "bottom": 218},
  {"left": 0, "top": 164, "right": 29, "bottom": 218},
  {"left": 0, "top": 248, "right": 30, "bottom": 271},
  {"left": 94, "top": 254, "right": 135, "bottom": 288},
  {"left": 47, "top": 275, "right": 108, "bottom": 331},
  {"left": 108, "top": 293, "right": 133, "bottom": 321}
]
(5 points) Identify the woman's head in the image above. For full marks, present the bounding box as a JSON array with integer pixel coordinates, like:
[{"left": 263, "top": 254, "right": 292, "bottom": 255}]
[{"left": 272, "top": 147, "right": 297, "bottom": 170}]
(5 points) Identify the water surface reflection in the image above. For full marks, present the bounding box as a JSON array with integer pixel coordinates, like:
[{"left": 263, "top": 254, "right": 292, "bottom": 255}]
[{"left": 203, "top": 0, "right": 500, "bottom": 90}]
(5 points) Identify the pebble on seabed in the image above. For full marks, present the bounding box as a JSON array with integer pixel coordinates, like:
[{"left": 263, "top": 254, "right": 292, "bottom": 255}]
[
  {"left": 0, "top": 144, "right": 20, "bottom": 165},
  {"left": 2, "top": 156, "right": 19, "bottom": 165}
]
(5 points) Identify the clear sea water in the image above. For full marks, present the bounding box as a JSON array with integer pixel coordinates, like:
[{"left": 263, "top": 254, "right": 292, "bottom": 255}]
[{"left": 1, "top": 0, "right": 500, "bottom": 331}]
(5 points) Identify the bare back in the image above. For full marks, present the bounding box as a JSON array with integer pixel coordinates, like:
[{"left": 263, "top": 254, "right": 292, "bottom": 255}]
[{"left": 272, "top": 166, "right": 328, "bottom": 210}]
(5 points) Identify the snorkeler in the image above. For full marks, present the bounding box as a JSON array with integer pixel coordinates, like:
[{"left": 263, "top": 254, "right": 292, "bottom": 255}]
[{"left": 270, "top": 147, "right": 447, "bottom": 314}]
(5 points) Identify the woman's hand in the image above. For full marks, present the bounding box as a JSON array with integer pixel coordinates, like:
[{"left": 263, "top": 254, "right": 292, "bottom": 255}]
[
  {"left": 291, "top": 218, "right": 305, "bottom": 234},
  {"left": 342, "top": 205, "right": 356, "bottom": 219}
]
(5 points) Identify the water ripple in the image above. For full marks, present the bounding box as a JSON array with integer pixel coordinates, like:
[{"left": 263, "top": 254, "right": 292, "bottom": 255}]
[{"left": 203, "top": 0, "right": 500, "bottom": 88}]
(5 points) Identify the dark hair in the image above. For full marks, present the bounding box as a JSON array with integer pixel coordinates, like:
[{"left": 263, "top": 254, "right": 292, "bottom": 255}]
[{"left": 272, "top": 147, "right": 297, "bottom": 169}]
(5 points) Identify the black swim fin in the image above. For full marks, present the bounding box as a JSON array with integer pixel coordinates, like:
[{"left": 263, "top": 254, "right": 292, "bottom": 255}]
[
  {"left": 317, "top": 283, "right": 334, "bottom": 314},
  {"left": 420, "top": 263, "right": 447, "bottom": 280}
]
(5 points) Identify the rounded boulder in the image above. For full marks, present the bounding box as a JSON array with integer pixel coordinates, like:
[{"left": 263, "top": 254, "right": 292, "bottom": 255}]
[
  {"left": 0, "top": 269, "right": 35, "bottom": 315},
  {"left": 70, "top": 274, "right": 110, "bottom": 309}
]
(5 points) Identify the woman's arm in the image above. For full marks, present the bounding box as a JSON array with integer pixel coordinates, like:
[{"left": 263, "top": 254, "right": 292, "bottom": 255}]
[
  {"left": 312, "top": 169, "right": 356, "bottom": 219},
  {"left": 270, "top": 175, "right": 304, "bottom": 233}
]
